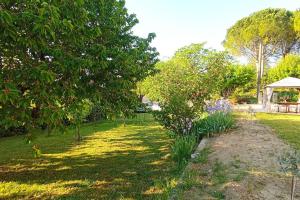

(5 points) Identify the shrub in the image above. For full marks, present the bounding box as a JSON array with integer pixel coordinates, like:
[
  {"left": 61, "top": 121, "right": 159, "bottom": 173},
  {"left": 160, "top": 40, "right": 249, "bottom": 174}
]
[
  {"left": 192, "top": 112, "right": 235, "bottom": 138},
  {"left": 153, "top": 103, "right": 194, "bottom": 136},
  {"left": 221, "top": 64, "right": 256, "bottom": 99},
  {"left": 277, "top": 90, "right": 299, "bottom": 103},
  {"left": 229, "top": 88, "right": 257, "bottom": 104},
  {"left": 171, "top": 134, "right": 197, "bottom": 168},
  {"left": 85, "top": 103, "right": 107, "bottom": 122},
  {"left": 279, "top": 151, "right": 300, "bottom": 200},
  {"left": 140, "top": 44, "right": 232, "bottom": 136},
  {"left": 0, "top": 126, "right": 27, "bottom": 137}
]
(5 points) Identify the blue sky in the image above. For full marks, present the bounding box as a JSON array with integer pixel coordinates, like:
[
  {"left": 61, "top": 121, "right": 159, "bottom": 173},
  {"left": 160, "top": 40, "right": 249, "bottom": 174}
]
[{"left": 125, "top": 0, "right": 299, "bottom": 59}]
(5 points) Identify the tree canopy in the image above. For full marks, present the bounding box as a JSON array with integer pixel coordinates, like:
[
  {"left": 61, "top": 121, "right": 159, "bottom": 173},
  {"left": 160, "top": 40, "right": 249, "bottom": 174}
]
[
  {"left": 0, "top": 0, "right": 158, "bottom": 131},
  {"left": 224, "top": 8, "right": 298, "bottom": 63},
  {"left": 266, "top": 54, "right": 300, "bottom": 83},
  {"left": 221, "top": 65, "right": 256, "bottom": 98}
]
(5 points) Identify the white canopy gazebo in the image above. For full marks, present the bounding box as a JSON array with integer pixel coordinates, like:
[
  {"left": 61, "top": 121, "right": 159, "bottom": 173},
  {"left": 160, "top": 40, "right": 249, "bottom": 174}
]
[{"left": 264, "top": 77, "right": 300, "bottom": 112}]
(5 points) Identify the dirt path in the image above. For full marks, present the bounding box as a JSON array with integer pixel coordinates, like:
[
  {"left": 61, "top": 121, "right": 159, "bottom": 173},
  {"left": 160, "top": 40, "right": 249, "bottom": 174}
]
[
  {"left": 211, "top": 117, "right": 298, "bottom": 200},
  {"left": 177, "top": 116, "right": 299, "bottom": 200}
]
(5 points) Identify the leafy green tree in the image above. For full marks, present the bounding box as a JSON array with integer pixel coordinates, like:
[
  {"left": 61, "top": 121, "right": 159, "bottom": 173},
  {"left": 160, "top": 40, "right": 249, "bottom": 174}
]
[
  {"left": 266, "top": 54, "right": 300, "bottom": 83},
  {"left": 224, "top": 8, "right": 298, "bottom": 100},
  {"left": 221, "top": 65, "right": 256, "bottom": 100},
  {"left": 0, "top": 1, "right": 157, "bottom": 135},
  {"left": 141, "top": 44, "right": 231, "bottom": 135},
  {"left": 142, "top": 59, "right": 203, "bottom": 135}
]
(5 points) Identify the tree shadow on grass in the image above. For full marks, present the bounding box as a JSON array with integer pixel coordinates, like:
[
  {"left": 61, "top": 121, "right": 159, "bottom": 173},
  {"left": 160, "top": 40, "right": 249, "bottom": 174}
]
[{"left": 0, "top": 120, "right": 175, "bottom": 199}]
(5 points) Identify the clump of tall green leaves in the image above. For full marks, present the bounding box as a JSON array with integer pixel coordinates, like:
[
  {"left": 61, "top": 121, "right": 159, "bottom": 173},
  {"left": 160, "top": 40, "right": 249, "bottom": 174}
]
[
  {"left": 192, "top": 112, "right": 235, "bottom": 138},
  {"left": 171, "top": 135, "right": 197, "bottom": 168}
]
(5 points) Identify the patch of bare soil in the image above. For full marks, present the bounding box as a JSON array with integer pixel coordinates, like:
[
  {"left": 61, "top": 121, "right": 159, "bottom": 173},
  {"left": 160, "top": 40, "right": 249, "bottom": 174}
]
[{"left": 178, "top": 117, "right": 300, "bottom": 200}]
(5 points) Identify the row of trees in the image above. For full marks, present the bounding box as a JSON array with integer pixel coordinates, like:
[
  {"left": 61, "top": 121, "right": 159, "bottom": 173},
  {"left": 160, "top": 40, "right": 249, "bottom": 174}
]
[
  {"left": 224, "top": 8, "right": 300, "bottom": 102},
  {"left": 0, "top": 1, "right": 158, "bottom": 138}
]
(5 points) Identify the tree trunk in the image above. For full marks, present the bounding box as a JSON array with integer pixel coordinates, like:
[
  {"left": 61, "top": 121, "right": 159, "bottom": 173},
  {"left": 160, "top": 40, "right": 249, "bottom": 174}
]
[
  {"left": 76, "top": 125, "right": 81, "bottom": 141},
  {"left": 256, "top": 42, "right": 264, "bottom": 103},
  {"left": 47, "top": 126, "right": 52, "bottom": 137},
  {"left": 291, "top": 176, "right": 296, "bottom": 200}
]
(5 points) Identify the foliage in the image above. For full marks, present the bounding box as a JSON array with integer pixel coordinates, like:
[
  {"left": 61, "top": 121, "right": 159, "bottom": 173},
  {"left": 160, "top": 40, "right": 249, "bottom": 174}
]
[
  {"left": 141, "top": 44, "right": 231, "bottom": 135},
  {"left": 32, "top": 144, "right": 42, "bottom": 158},
  {"left": 67, "top": 99, "right": 93, "bottom": 141},
  {"left": 171, "top": 135, "right": 197, "bottom": 168},
  {"left": 279, "top": 150, "right": 300, "bottom": 200},
  {"left": 85, "top": 102, "right": 107, "bottom": 122},
  {"left": 153, "top": 109, "right": 194, "bottom": 136},
  {"left": 0, "top": 0, "right": 158, "bottom": 134},
  {"left": 0, "top": 126, "right": 27, "bottom": 137},
  {"left": 230, "top": 88, "right": 257, "bottom": 104},
  {"left": 295, "top": 10, "right": 300, "bottom": 37},
  {"left": 266, "top": 54, "right": 300, "bottom": 83},
  {"left": 221, "top": 65, "right": 256, "bottom": 99},
  {"left": 192, "top": 112, "right": 235, "bottom": 138},
  {"left": 224, "top": 8, "right": 298, "bottom": 62},
  {"left": 277, "top": 90, "right": 299, "bottom": 103},
  {"left": 279, "top": 151, "right": 300, "bottom": 177}
]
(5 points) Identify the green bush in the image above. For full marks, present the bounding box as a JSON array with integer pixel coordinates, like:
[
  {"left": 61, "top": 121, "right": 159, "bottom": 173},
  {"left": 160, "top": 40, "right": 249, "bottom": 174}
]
[
  {"left": 85, "top": 103, "right": 107, "bottom": 122},
  {"left": 140, "top": 44, "right": 232, "bottom": 136},
  {"left": 0, "top": 126, "right": 27, "bottom": 137},
  {"left": 171, "top": 135, "right": 197, "bottom": 168},
  {"left": 192, "top": 112, "right": 235, "bottom": 138},
  {"left": 153, "top": 103, "right": 194, "bottom": 136},
  {"left": 229, "top": 88, "right": 257, "bottom": 104},
  {"left": 277, "top": 90, "right": 299, "bottom": 102},
  {"left": 221, "top": 64, "right": 256, "bottom": 99}
]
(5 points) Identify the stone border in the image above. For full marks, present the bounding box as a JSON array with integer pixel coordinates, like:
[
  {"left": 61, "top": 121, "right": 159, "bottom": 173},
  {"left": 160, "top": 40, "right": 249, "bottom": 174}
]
[
  {"left": 169, "top": 138, "right": 210, "bottom": 200},
  {"left": 191, "top": 138, "right": 209, "bottom": 159}
]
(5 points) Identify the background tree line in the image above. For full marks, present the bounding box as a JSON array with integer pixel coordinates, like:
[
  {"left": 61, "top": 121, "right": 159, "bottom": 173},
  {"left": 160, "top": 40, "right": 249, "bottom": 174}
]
[{"left": 1, "top": 4, "right": 300, "bottom": 139}]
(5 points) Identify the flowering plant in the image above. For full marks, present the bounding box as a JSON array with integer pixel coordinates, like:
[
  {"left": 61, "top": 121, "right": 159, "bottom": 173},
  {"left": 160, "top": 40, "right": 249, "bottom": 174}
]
[{"left": 206, "top": 98, "right": 232, "bottom": 114}]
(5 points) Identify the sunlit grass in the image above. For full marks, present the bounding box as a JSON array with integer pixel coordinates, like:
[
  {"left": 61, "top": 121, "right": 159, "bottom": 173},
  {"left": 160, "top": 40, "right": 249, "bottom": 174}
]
[
  {"left": 256, "top": 113, "right": 300, "bottom": 150},
  {"left": 0, "top": 114, "right": 177, "bottom": 199}
]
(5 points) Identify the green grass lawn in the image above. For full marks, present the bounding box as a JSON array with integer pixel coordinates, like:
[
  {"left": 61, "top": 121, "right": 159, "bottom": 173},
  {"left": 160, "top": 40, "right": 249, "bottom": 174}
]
[
  {"left": 256, "top": 113, "right": 300, "bottom": 150},
  {"left": 0, "top": 114, "right": 177, "bottom": 200}
]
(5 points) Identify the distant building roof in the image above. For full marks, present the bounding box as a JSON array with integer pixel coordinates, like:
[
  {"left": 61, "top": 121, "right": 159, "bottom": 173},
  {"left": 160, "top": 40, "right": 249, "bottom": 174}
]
[{"left": 266, "top": 77, "right": 300, "bottom": 88}]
